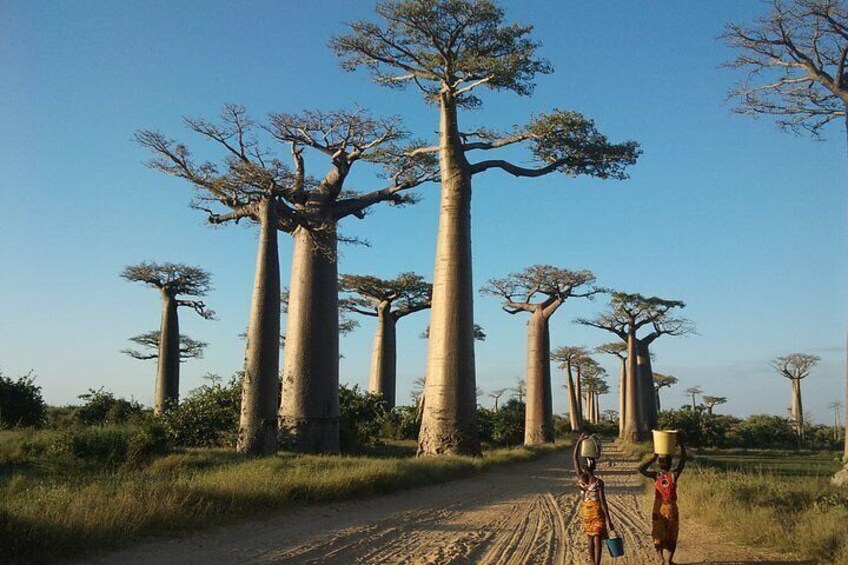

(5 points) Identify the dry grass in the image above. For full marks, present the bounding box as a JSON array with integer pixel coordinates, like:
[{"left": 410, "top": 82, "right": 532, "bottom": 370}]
[{"left": 0, "top": 433, "right": 565, "bottom": 564}]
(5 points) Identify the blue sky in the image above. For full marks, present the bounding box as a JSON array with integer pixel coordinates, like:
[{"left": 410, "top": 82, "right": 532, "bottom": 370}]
[{"left": 1, "top": 1, "right": 845, "bottom": 422}]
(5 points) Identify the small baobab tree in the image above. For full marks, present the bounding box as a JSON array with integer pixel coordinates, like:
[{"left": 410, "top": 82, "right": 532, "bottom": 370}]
[
  {"left": 773, "top": 353, "right": 820, "bottom": 442},
  {"left": 481, "top": 265, "right": 601, "bottom": 444},
  {"left": 827, "top": 401, "right": 844, "bottom": 442},
  {"left": 702, "top": 395, "right": 727, "bottom": 415},
  {"left": 578, "top": 292, "right": 692, "bottom": 441},
  {"left": 653, "top": 372, "right": 678, "bottom": 413},
  {"left": 138, "top": 106, "right": 436, "bottom": 455},
  {"left": 333, "top": 0, "right": 640, "bottom": 456},
  {"left": 723, "top": 0, "right": 848, "bottom": 147},
  {"left": 123, "top": 331, "right": 206, "bottom": 362},
  {"left": 684, "top": 386, "right": 703, "bottom": 411},
  {"left": 121, "top": 262, "right": 214, "bottom": 414},
  {"left": 489, "top": 388, "right": 507, "bottom": 412},
  {"left": 551, "top": 346, "right": 590, "bottom": 432},
  {"left": 339, "top": 272, "right": 432, "bottom": 409}
]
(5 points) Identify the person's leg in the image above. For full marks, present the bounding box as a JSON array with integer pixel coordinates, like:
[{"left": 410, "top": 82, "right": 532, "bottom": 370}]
[
  {"left": 588, "top": 536, "right": 596, "bottom": 564},
  {"left": 593, "top": 536, "right": 603, "bottom": 565},
  {"left": 655, "top": 545, "right": 664, "bottom": 564},
  {"left": 667, "top": 546, "right": 676, "bottom": 565}
]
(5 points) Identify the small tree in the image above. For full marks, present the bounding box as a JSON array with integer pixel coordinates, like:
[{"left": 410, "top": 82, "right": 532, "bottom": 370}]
[
  {"left": 0, "top": 370, "right": 46, "bottom": 428},
  {"left": 482, "top": 266, "right": 601, "bottom": 444},
  {"left": 121, "top": 262, "right": 214, "bottom": 414},
  {"left": 340, "top": 272, "right": 431, "bottom": 409},
  {"left": 123, "top": 331, "right": 206, "bottom": 362},
  {"left": 772, "top": 352, "right": 820, "bottom": 443},
  {"left": 685, "top": 386, "right": 704, "bottom": 411},
  {"left": 653, "top": 372, "right": 678, "bottom": 412},
  {"left": 702, "top": 395, "right": 728, "bottom": 415},
  {"left": 489, "top": 388, "right": 507, "bottom": 412}
]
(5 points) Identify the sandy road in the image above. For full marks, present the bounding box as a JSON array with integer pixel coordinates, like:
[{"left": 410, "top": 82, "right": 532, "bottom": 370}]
[{"left": 81, "top": 442, "right": 812, "bottom": 565}]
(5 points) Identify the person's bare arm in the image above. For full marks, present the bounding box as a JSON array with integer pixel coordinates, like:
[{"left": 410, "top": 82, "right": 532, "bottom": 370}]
[
  {"left": 673, "top": 442, "right": 687, "bottom": 481},
  {"left": 572, "top": 433, "right": 586, "bottom": 478},
  {"left": 638, "top": 453, "right": 658, "bottom": 480},
  {"left": 599, "top": 479, "right": 615, "bottom": 532}
]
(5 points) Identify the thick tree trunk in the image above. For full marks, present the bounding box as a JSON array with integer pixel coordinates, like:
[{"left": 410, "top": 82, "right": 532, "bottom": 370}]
[
  {"left": 566, "top": 363, "right": 581, "bottom": 432},
  {"left": 618, "top": 358, "right": 626, "bottom": 439},
  {"left": 594, "top": 393, "right": 599, "bottom": 424},
  {"left": 623, "top": 332, "right": 641, "bottom": 442},
  {"left": 154, "top": 290, "right": 180, "bottom": 415},
  {"left": 575, "top": 366, "right": 584, "bottom": 426},
  {"left": 368, "top": 303, "right": 397, "bottom": 409},
  {"left": 418, "top": 92, "right": 479, "bottom": 456},
  {"left": 793, "top": 378, "right": 805, "bottom": 444},
  {"left": 524, "top": 309, "right": 554, "bottom": 444},
  {"left": 279, "top": 226, "right": 340, "bottom": 454},
  {"left": 237, "top": 198, "right": 280, "bottom": 456},
  {"left": 637, "top": 341, "right": 658, "bottom": 431}
]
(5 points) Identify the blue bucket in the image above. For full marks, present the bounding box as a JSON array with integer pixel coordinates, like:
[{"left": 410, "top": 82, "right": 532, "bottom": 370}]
[{"left": 605, "top": 536, "right": 624, "bottom": 558}]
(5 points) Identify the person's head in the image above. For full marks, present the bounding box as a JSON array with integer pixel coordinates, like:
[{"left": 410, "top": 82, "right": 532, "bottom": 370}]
[
  {"left": 657, "top": 455, "right": 673, "bottom": 471},
  {"left": 585, "top": 457, "right": 597, "bottom": 473}
]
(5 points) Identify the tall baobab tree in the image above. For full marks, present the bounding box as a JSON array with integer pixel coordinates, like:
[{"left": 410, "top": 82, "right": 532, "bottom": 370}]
[
  {"left": 551, "top": 346, "right": 590, "bottom": 432},
  {"left": 333, "top": 0, "right": 640, "bottom": 456},
  {"left": 653, "top": 372, "right": 678, "bottom": 413},
  {"left": 578, "top": 292, "right": 692, "bottom": 441},
  {"left": 137, "top": 106, "right": 436, "bottom": 455},
  {"left": 121, "top": 262, "right": 214, "bottom": 414},
  {"left": 723, "top": 0, "right": 848, "bottom": 147},
  {"left": 340, "top": 272, "right": 432, "bottom": 409},
  {"left": 596, "top": 341, "right": 628, "bottom": 437},
  {"left": 581, "top": 367, "right": 609, "bottom": 424},
  {"left": 702, "top": 395, "right": 728, "bottom": 415},
  {"left": 685, "top": 386, "right": 703, "bottom": 410},
  {"left": 123, "top": 331, "right": 206, "bottom": 362},
  {"left": 827, "top": 401, "right": 843, "bottom": 442},
  {"left": 489, "top": 388, "right": 507, "bottom": 411},
  {"left": 481, "top": 266, "right": 601, "bottom": 445},
  {"left": 773, "top": 353, "right": 820, "bottom": 443}
]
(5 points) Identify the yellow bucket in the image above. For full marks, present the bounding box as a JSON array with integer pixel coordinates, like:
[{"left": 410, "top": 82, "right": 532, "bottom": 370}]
[
  {"left": 580, "top": 435, "right": 601, "bottom": 458},
  {"left": 652, "top": 430, "right": 678, "bottom": 455}
]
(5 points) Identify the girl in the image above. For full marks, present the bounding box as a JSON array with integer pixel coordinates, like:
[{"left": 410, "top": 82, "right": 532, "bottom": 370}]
[
  {"left": 573, "top": 433, "right": 616, "bottom": 565},
  {"left": 638, "top": 441, "right": 687, "bottom": 565}
]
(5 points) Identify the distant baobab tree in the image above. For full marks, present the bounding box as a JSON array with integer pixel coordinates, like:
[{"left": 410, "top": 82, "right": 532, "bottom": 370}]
[
  {"left": 121, "top": 262, "right": 214, "bottom": 414},
  {"left": 596, "top": 342, "right": 627, "bottom": 437},
  {"left": 685, "top": 386, "right": 704, "bottom": 411},
  {"left": 702, "top": 395, "right": 728, "bottom": 415},
  {"left": 581, "top": 366, "right": 609, "bottom": 424},
  {"left": 827, "top": 401, "right": 843, "bottom": 442},
  {"left": 512, "top": 378, "right": 527, "bottom": 404},
  {"left": 653, "top": 372, "right": 678, "bottom": 412},
  {"left": 602, "top": 409, "right": 619, "bottom": 423},
  {"left": 773, "top": 353, "right": 820, "bottom": 442},
  {"left": 551, "top": 346, "right": 590, "bottom": 432},
  {"left": 723, "top": 0, "right": 848, "bottom": 145},
  {"left": 334, "top": 0, "right": 640, "bottom": 456},
  {"left": 489, "top": 388, "right": 507, "bottom": 412},
  {"left": 482, "top": 265, "right": 601, "bottom": 445},
  {"left": 578, "top": 292, "right": 693, "bottom": 441},
  {"left": 123, "top": 331, "right": 206, "bottom": 362},
  {"left": 138, "top": 105, "right": 436, "bottom": 455},
  {"left": 338, "top": 272, "right": 431, "bottom": 409}
]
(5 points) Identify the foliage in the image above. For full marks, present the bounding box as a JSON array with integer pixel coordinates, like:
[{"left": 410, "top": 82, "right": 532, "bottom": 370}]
[
  {"left": 0, "top": 370, "right": 46, "bottom": 428},
  {"left": 379, "top": 405, "right": 420, "bottom": 441},
  {"left": 73, "top": 389, "right": 146, "bottom": 427},
  {"left": 58, "top": 424, "right": 169, "bottom": 470},
  {"left": 489, "top": 399, "right": 525, "bottom": 446},
  {"left": 339, "top": 384, "right": 388, "bottom": 452},
  {"left": 583, "top": 419, "right": 618, "bottom": 437},
  {"left": 159, "top": 376, "right": 241, "bottom": 448}
]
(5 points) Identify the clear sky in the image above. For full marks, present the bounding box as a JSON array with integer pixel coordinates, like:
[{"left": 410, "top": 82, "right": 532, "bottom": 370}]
[{"left": 1, "top": 1, "right": 845, "bottom": 423}]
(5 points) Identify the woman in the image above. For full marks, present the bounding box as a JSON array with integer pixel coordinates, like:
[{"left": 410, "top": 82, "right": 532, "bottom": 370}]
[
  {"left": 573, "top": 433, "right": 615, "bottom": 565},
  {"left": 638, "top": 441, "right": 687, "bottom": 565}
]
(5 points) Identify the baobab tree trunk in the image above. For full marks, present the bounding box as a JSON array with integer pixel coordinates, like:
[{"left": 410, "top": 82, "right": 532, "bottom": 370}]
[
  {"left": 566, "top": 363, "right": 582, "bottom": 432},
  {"left": 618, "top": 358, "right": 626, "bottom": 439},
  {"left": 154, "top": 289, "right": 180, "bottom": 414},
  {"left": 237, "top": 198, "right": 280, "bottom": 455},
  {"left": 280, "top": 226, "right": 340, "bottom": 454},
  {"left": 793, "top": 378, "right": 805, "bottom": 445},
  {"left": 418, "top": 91, "right": 479, "bottom": 456},
  {"left": 623, "top": 332, "right": 641, "bottom": 442},
  {"left": 636, "top": 341, "right": 657, "bottom": 432},
  {"left": 575, "top": 366, "right": 585, "bottom": 426},
  {"left": 594, "top": 393, "right": 599, "bottom": 424},
  {"left": 835, "top": 334, "right": 848, "bottom": 485},
  {"left": 369, "top": 304, "right": 397, "bottom": 409},
  {"left": 655, "top": 389, "right": 662, "bottom": 413},
  {"left": 524, "top": 309, "right": 554, "bottom": 444}
]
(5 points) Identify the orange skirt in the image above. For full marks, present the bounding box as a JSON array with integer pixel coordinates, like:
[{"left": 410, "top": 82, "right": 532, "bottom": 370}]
[
  {"left": 581, "top": 500, "right": 607, "bottom": 537},
  {"left": 652, "top": 498, "right": 679, "bottom": 550}
]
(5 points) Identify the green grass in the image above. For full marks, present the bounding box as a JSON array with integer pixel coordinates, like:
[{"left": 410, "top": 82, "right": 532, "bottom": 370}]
[
  {"left": 0, "top": 430, "right": 566, "bottom": 564},
  {"left": 675, "top": 448, "right": 848, "bottom": 563}
]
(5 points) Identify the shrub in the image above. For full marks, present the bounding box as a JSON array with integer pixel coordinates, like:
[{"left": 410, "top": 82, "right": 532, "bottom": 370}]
[
  {"left": 160, "top": 376, "right": 241, "bottom": 447},
  {"left": 74, "top": 389, "right": 145, "bottom": 426},
  {"left": 584, "top": 419, "right": 618, "bottom": 437},
  {"left": 730, "top": 414, "right": 797, "bottom": 449},
  {"left": 490, "top": 399, "right": 525, "bottom": 446},
  {"left": 0, "top": 370, "right": 46, "bottom": 428},
  {"left": 56, "top": 423, "right": 169, "bottom": 469},
  {"left": 339, "top": 384, "right": 387, "bottom": 452},
  {"left": 380, "top": 405, "right": 420, "bottom": 440}
]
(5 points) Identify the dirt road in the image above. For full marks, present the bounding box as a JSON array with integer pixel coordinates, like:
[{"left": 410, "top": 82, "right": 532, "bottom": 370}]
[{"left": 82, "top": 442, "right": 812, "bottom": 564}]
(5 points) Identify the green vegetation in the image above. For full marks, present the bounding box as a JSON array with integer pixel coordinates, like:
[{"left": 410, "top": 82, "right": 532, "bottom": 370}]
[{"left": 676, "top": 448, "right": 847, "bottom": 563}]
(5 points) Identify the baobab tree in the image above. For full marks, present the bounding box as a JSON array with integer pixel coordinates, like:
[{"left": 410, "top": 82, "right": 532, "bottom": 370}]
[
  {"left": 773, "top": 353, "right": 820, "bottom": 442},
  {"left": 685, "top": 386, "right": 704, "bottom": 410},
  {"left": 702, "top": 395, "right": 728, "bottom": 415},
  {"left": 551, "top": 346, "right": 590, "bottom": 432},
  {"left": 339, "top": 272, "right": 432, "bottom": 409},
  {"left": 137, "top": 106, "right": 436, "bottom": 455},
  {"left": 577, "top": 292, "right": 692, "bottom": 441},
  {"left": 723, "top": 0, "right": 848, "bottom": 146},
  {"left": 581, "top": 367, "right": 609, "bottom": 424},
  {"left": 333, "top": 0, "right": 640, "bottom": 455},
  {"left": 121, "top": 262, "right": 214, "bottom": 414},
  {"left": 489, "top": 388, "right": 507, "bottom": 412},
  {"left": 123, "top": 331, "right": 206, "bottom": 362},
  {"left": 827, "top": 401, "right": 843, "bottom": 442},
  {"left": 596, "top": 342, "right": 628, "bottom": 437},
  {"left": 481, "top": 266, "right": 601, "bottom": 444},
  {"left": 653, "top": 372, "right": 678, "bottom": 412}
]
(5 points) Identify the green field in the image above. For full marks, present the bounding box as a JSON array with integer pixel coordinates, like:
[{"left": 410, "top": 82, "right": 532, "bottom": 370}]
[{"left": 695, "top": 448, "right": 843, "bottom": 476}]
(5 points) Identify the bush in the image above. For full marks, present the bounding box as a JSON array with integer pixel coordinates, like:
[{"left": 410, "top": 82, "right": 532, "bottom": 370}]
[
  {"left": 160, "top": 376, "right": 241, "bottom": 448},
  {"left": 74, "top": 389, "right": 145, "bottom": 426},
  {"left": 490, "top": 399, "right": 525, "bottom": 446},
  {"left": 55, "top": 423, "right": 170, "bottom": 469},
  {"left": 584, "top": 419, "right": 618, "bottom": 437},
  {"left": 729, "top": 414, "right": 797, "bottom": 449},
  {"left": 339, "top": 384, "right": 387, "bottom": 452},
  {"left": 0, "top": 370, "right": 46, "bottom": 428},
  {"left": 380, "top": 405, "right": 420, "bottom": 440}
]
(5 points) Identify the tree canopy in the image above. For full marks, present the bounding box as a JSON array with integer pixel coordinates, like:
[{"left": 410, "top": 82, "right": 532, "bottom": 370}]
[
  {"left": 772, "top": 352, "right": 821, "bottom": 379},
  {"left": 340, "top": 272, "right": 432, "bottom": 319},
  {"left": 122, "top": 331, "right": 207, "bottom": 362}
]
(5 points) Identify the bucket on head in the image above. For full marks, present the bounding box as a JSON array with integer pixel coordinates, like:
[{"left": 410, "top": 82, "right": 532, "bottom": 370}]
[
  {"left": 605, "top": 534, "right": 624, "bottom": 558},
  {"left": 580, "top": 435, "right": 601, "bottom": 459},
  {"left": 652, "top": 430, "right": 678, "bottom": 456}
]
